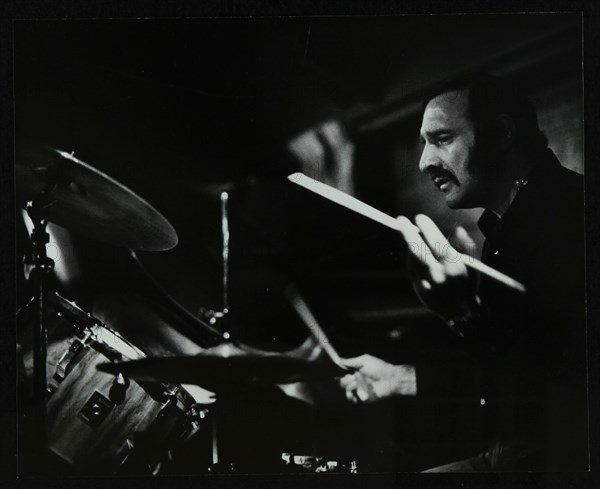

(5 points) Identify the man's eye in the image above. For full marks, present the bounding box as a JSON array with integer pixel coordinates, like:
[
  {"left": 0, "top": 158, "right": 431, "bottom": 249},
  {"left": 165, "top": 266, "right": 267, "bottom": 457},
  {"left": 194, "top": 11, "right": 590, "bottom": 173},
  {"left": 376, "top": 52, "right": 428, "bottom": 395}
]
[{"left": 437, "top": 136, "right": 453, "bottom": 145}]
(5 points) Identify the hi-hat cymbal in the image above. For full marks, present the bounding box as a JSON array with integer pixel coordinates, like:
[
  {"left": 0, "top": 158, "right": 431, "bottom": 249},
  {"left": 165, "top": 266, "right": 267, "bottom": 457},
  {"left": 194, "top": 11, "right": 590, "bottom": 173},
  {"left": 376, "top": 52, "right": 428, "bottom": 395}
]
[
  {"left": 16, "top": 143, "right": 178, "bottom": 251},
  {"left": 97, "top": 342, "right": 346, "bottom": 390}
]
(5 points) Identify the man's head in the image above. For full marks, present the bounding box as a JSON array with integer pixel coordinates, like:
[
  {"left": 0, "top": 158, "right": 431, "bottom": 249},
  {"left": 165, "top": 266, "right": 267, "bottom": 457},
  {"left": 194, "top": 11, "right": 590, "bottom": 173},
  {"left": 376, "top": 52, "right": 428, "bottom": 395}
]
[{"left": 418, "top": 73, "right": 547, "bottom": 209}]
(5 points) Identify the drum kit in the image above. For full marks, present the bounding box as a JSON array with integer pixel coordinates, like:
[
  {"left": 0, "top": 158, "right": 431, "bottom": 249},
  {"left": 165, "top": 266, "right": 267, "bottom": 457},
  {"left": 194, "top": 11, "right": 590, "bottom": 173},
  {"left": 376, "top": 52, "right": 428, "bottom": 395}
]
[{"left": 15, "top": 143, "right": 353, "bottom": 475}]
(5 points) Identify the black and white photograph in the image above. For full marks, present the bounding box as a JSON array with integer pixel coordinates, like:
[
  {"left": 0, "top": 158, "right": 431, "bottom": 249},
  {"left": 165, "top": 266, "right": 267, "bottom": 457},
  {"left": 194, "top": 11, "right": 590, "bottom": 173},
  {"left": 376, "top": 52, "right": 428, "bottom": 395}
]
[{"left": 5, "top": 8, "right": 597, "bottom": 484}]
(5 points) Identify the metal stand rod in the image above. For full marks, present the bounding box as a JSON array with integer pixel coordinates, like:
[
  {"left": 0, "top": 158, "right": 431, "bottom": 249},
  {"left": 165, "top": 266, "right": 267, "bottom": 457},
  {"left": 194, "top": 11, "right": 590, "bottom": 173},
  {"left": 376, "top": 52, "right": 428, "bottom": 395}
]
[
  {"left": 199, "top": 192, "right": 232, "bottom": 339},
  {"left": 211, "top": 409, "right": 219, "bottom": 466},
  {"left": 26, "top": 200, "right": 55, "bottom": 450},
  {"left": 220, "top": 192, "right": 229, "bottom": 315}
]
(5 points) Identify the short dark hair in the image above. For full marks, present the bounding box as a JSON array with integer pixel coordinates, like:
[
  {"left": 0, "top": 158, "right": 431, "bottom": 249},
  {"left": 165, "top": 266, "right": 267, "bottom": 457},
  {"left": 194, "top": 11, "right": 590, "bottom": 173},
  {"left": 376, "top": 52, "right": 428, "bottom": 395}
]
[{"left": 423, "top": 72, "right": 548, "bottom": 158}]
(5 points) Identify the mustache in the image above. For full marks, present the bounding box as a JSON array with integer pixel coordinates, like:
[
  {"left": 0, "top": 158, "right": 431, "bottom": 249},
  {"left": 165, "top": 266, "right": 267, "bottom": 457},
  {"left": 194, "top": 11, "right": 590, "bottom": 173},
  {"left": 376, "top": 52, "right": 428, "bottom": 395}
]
[{"left": 427, "top": 167, "right": 457, "bottom": 183}]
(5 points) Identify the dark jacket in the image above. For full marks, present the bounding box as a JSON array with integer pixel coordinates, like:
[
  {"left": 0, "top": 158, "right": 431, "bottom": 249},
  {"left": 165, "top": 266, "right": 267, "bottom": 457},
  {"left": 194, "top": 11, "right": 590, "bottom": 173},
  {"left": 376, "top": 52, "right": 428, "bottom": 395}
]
[{"left": 475, "top": 149, "right": 587, "bottom": 470}]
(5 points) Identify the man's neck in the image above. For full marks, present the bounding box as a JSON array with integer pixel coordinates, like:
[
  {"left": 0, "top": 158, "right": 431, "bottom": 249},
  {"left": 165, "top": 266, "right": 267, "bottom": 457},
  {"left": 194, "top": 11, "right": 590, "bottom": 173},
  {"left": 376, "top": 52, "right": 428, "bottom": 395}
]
[{"left": 485, "top": 151, "right": 535, "bottom": 217}]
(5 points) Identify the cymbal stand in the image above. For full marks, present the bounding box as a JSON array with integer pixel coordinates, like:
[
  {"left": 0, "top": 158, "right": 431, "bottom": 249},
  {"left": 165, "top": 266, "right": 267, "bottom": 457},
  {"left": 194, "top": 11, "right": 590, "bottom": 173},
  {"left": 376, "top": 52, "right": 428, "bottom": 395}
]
[
  {"left": 25, "top": 197, "right": 56, "bottom": 449},
  {"left": 198, "top": 191, "right": 231, "bottom": 340},
  {"left": 220, "top": 191, "right": 229, "bottom": 317},
  {"left": 199, "top": 192, "right": 231, "bottom": 469}
]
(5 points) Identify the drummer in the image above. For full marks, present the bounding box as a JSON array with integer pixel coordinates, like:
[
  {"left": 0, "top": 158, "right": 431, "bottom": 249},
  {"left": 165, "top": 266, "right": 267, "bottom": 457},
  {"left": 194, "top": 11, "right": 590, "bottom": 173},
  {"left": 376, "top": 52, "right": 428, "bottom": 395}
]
[{"left": 338, "top": 73, "right": 587, "bottom": 472}]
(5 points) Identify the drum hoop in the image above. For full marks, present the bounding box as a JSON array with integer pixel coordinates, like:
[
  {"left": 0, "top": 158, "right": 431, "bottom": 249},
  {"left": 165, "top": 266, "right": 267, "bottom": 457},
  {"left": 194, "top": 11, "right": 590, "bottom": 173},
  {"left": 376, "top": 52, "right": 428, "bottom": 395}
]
[
  {"left": 33, "top": 291, "right": 197, "bottom": 406},
  {"left": 48, "top": 291, "right": 145, "bottom": 359}
]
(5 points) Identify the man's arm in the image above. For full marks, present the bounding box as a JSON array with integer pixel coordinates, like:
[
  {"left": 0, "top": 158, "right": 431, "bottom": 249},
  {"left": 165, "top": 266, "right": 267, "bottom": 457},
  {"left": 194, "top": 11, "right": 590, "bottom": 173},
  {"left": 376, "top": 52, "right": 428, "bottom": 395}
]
[{"left": 337, "top": 214, "right": 489, "bottom": 404}]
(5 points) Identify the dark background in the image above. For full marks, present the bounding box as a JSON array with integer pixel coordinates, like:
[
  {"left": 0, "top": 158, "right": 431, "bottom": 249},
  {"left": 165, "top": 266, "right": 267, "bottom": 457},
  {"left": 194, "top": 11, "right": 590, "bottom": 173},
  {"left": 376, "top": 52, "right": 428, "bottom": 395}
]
[
  {"left": 9, "top": 11, "right": 591, "bottom": 479},
  {"left": 14, "top": 14, "right": 583, "bottom": 349}
]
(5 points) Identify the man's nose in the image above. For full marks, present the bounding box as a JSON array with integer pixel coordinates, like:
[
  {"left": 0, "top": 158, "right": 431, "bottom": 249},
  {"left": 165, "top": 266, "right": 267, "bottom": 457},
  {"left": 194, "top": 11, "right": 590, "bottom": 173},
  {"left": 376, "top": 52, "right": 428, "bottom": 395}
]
[{"left": 418, "top": 144, "right": 441, "bottom": 174}]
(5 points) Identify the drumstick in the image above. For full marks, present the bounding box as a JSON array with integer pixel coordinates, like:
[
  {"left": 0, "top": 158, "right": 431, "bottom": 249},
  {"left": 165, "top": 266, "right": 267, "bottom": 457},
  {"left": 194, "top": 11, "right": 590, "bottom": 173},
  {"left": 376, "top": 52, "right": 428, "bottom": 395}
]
[
  {"left": 284, "top": 285, "right": 348, "bottom": 371},
  {"left": 288, "top": 173, "right": 526, "bottom": 294}
]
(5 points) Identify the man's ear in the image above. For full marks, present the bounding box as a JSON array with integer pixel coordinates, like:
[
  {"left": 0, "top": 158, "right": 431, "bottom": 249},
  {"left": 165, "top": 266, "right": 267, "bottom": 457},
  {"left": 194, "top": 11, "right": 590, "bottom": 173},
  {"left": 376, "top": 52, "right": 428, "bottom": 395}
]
[{"left": 496, "top": 114, "right": 516, "bottom": 151}]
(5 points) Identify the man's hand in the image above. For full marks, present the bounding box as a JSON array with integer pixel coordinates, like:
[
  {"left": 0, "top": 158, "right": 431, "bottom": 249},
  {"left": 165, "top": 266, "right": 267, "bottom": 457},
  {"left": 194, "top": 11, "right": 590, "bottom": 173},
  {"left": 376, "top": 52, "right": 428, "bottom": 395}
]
[
  {"left": 287, "top": 120, "right": 355, "bottom": 195},
  {"left": 399, "top": 214, "right": 479, "bottom": 322},
  {"left": 338, "top": 355, "right": 416, "bottom": 404}
]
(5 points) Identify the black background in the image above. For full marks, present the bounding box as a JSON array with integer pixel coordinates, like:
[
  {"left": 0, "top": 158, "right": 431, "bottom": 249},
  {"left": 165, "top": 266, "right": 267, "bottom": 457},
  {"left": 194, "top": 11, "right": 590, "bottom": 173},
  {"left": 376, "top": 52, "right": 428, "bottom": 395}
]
[{"left": 2, "top": 1, "right": 600, "bottom": 489}]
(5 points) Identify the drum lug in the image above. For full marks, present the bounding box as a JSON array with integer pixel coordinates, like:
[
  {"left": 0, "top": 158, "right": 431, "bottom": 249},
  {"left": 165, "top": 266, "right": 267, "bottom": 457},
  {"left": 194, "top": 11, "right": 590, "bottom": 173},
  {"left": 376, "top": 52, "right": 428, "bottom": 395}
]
[
  {"left": 109, "top": 373, "right": 130, "bottom": 405},
  {"left": 52, "top": 337, "right": 86, "bottom": 384}
]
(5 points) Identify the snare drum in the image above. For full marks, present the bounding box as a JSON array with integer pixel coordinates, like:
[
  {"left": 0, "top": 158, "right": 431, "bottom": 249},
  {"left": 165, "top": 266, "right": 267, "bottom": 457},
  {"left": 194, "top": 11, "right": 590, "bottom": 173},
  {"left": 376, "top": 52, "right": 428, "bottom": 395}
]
[{"left": 18, "top": 291, "right": 203, "bottom": 474}]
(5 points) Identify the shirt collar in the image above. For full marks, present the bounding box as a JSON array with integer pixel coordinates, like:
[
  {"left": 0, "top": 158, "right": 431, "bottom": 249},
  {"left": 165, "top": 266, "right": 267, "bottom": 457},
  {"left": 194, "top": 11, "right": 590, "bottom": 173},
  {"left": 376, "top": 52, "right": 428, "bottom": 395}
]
[{"left": 478, "top": 208, "right": 502, "bottom": 242}]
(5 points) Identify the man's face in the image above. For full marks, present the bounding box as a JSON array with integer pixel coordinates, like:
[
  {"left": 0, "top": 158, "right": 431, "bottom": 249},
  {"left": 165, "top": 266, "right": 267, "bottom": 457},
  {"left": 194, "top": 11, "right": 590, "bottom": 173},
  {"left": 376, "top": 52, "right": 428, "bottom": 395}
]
[{"left": 418, "top": 90, "right": 487, "bottom": 209}]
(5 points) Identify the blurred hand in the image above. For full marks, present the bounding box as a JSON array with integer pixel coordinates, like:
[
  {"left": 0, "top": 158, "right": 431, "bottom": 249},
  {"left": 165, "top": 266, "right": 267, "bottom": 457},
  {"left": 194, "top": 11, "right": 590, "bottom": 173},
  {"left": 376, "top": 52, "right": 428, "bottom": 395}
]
[
  {"left": 338, "top": 354, "right": 416, "bottom": 404},
  {"left": 287, "top": 120, "right": 355, "bottom": 195},
  {"left": 398, "top": 214, "right": 479, "bottom": 322}
]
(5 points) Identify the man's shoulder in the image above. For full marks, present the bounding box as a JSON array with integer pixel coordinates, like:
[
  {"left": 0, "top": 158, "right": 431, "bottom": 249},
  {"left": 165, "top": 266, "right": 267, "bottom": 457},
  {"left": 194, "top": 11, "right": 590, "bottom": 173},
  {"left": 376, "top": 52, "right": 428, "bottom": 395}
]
[
  {"left": 553, "top": 162, "right": 583, "bottom": 204},
  {"left": 536, "top": 151, "right": 583, "bottom": 202},
  {"left": 522, "top": 154, "right": 583, "bottom": 234},
  {"left": 541, "top": 161, "right": 584, "bottom": 241},
  {"left": 555, "top": 162, "right": 583, "bottom": 184}
]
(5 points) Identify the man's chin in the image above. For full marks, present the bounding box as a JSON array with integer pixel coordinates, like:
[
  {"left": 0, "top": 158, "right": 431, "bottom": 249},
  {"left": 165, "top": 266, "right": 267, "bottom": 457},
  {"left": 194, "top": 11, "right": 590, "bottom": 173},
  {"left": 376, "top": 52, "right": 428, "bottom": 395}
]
[
  {"left": 444, "top": 191, "right": 480, "bottom": 210},
  {"left": 444, "top": 198, "right": 461, "bottom": 209},
  {"left": 444, "top": 191, "right": 462, "bottom": 209},
  {"left": 444, "top": 191, "right": 467, "bottom": 209}
]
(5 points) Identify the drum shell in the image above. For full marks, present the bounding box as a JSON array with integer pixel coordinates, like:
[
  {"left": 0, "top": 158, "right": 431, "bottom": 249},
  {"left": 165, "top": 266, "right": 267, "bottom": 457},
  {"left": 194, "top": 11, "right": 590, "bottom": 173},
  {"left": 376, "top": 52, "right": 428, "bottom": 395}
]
[
  {"left": 18, "top": 293, "right": 197, "bottom": 473},
  {"left": 46, "top": 345, "right": 166, "bottom": 470}
]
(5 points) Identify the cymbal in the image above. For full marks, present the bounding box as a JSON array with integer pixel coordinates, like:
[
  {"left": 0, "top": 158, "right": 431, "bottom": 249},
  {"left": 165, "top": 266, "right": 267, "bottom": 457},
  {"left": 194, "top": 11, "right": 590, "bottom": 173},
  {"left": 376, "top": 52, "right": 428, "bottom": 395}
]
[
  {"left": 97, "top": 342, "right": 346, "bottom": 390},
  {"left": 16, "top": 143, "right": 178, "bottom": 251}
]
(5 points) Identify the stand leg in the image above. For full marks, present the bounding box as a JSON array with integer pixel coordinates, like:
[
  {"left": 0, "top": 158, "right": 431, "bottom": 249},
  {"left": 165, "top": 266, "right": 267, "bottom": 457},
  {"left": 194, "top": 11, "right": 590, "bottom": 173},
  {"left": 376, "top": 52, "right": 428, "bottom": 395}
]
[
  {"left": 26, "top": 201, "right": 55, "bottom": 456},
  {"left": 32, "top": 265, "right": 48, "bottom": 447}
]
